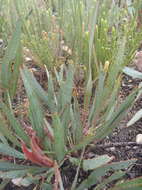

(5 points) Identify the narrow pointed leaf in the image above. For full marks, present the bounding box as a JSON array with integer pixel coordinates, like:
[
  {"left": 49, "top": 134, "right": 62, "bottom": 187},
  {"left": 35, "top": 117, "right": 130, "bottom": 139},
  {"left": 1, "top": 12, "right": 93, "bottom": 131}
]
[
  {"left": 0, "top": 120, "right": 20, "bottom": 146},
  {"left": 0, "top": 103, "right": 29, "bottom": 144},
  {"left": 0, "top": 161, "right": 43, "bottom": 171},
  {"left": 88, "top": 71, "right": 105, "bottom": 124},
  {"left": 46, "top": 69, "right": 57, "bottom": 112},
  {"left": 0, "top": 133, "right": 8, "bottom": 145},
  {"left": 83, "top": 155, "right": 114, "bottom": 171},
  {"left": 21, "top": 67, "right": 49, "bottom": 105},
  {"left": 21, "top": 69, "right": 44, "bottom": 138},
  {"left": 127, "top": 108, "right": 142, "bottom": 127},
  {"left": 0, "top": 143, "right": 24, "bottom": 159},
  {"left": 1, "top": 19, "right": 22, "bottom": 89},
  {"left": 0, "top": 179, "right": 10, "bottom": 189},
  {"left": 61, "top": 105, "right": 71, "bottom": 142},
  {"left": 52, "top": 114, "right": 66, "bottom": 162},
  {"left": 70, "top": 99, "right": 83, "bottom": 143},
  {"left": 72, "top": 90, "right": 136, "bottom": 152},
  {"left": 58, "top": 64, "right": 74, "bottom": 109},
  {"left": 77, "top": 159, "right": 136, "bottom": 190},
  {"left": 123, "top": 67, "right": 142, "bottom": 79},
  {"left": 9, "top": 42, "right": 23, "bottom": 98},
  {"left": 89, "top": 1, "right": 100, "bottom": 64},
  {"left": 106, "top": 37, "right": 126, "bottom": 95},
  {"left": 111, "top": 177, "right": 142, "bottom": 190},
  {"left": 0, "top": 170, "right": 29, "bottom": 179},
  {"left": 94, "top": 90, "right": 137, "bottom": 141},
  {"left": 95, "top": 171, "right": 125, "bottom": 190},
  {"left": 84, "top": 70, "right": 92, "bottom": 111}
]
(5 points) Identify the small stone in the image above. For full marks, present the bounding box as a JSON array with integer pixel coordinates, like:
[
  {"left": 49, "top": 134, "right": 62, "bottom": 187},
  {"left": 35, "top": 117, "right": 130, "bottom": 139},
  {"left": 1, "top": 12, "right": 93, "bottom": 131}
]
[
  {"left": 12, "top": 178, "right": 22, "bottom": 186},
  {"left": 110, "top": 147, "right": 115, "bottom": 152},
  {"left": 0, "top": 39, "right": 4, "bottom": 48},
  {"left": 25, "top": 57, "right": 32, "bottom": 62},
  {"left": 12, "top": 178, "right": 31, "bottom": 187},
  {"left": 136, "top": 134, "right": 142, "bottom": 144},
  {"left": 133, "top": 146, "right": 138, "bottom": 150},
  {"left": 88, "top": 152, "right": 95, "bottom": 158}
]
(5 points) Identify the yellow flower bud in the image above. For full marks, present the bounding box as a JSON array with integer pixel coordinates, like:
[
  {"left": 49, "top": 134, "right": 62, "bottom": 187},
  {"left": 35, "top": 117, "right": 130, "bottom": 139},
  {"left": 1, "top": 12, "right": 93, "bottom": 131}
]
[{"left": 104, "top": 61, "right": 110, "bottom": 72}]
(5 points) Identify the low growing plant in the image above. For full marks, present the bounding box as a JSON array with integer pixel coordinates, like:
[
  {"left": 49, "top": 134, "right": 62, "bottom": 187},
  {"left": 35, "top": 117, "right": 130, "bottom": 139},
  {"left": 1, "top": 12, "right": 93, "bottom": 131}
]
[
  {"left": 0, "top": 63, "right": 140, "bottom": 189},
  {"left": 0, "top": 0, "right": 142, "bottom": 189}
]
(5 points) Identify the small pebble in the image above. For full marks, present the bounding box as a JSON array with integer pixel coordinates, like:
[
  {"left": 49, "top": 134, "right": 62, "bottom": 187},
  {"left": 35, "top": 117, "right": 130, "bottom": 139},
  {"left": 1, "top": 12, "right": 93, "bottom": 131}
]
[
  {"left": 88, "top": 152, "right": 95, "bottom": 158},
  {"left": 110, "top": 147, "right": 115, "bottom": 152},
  {"left": 133, "top": 146, "right": 138, "bottom": 150},
  {"left": 25, "top": 57, "right": 32, "bottom": 62},
  {"left": 12, "top": 178, "right": 22, "bottom": 186},
  {"left": 136, "top": 134, "right": 142, "bottom": 144},
  {"left": 0, "top": 39, "right": 4, "bottom": 48}
]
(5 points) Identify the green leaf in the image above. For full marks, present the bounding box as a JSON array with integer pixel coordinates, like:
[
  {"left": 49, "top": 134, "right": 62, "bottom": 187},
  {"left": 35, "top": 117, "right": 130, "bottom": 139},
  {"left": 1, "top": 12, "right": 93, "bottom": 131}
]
[
  {"left": 58, "top": 64, "right": 74, "bottom": 110},
  {"left": 43, "top": 119, "right": 53, "bottom": 150},
  {"left": 0, "top": 103, "right": 29, "bottom": 144},
  {"left": 106, "top": 37, "right": 126, "bottom": 95},
  {"left": 111, "top": 177, "right": 142, "bottom": 190},
  {"left": 8, "top": 42, "right": 22, "bottom": 98},
  {"left": 52, "top": 114, "right": 66, "bottom": 162},
  {"left": 16, "top": 177, "right": 33, "bottom": 187},
  {"left": 83, "top": 155, "right": 114, "bottom": 171},
  {"left": 21, "top": 67, "right": 49, "bottom": 106},
  {"left": 0, "top": 170, "right": 28, "bottom": 179},
  {"left": 94, "top": 90, "right": 137, "bottom": 141},
  {"left": 127, "top": 108, "right": 142, "bottom": 127},
  {"left": 0, "top": 179, "right": 10, "bottom": 189},
  {"left": 0, "top": 118, "right": 20, "bottom": 146},
  {"left": 46, "top": 68, "right": 57, "bottom": 113},
  {"left": 54, "top": 65, "right": 64, "bottom": 86},
  {"left": 103, "top": 78, "right": 121, "bottom": 122},
  {"left": 0, "top": 143, "right": 24, "bottom": 159},
  {"left": 0, "top": 132, "right": 8, "bottom": 144},
  {"left": 77, "top": 159, "right": 136, "bottom": 190},
  {"left": 123, "top": 67, "right": 142, "bottom": 79},
  {"left": 28, "top": 96, "right": 44, "bottom": 138},
  {"left": 89, "top": 1, "right": 100, "bottom": 65},
  {"left": 69, "top": 157, "right": 80, "bottom": 166},
  {"left": 88, "top": 71, "right": 105, "bottom": 125},
  {"left": 71, "top": 135, "right": 94, "bottom": 153},
  {"left": 71, "top": 87, "right": 137, "bottom": 153},
  {"left": 21, "top": 67, "right": 57, "bottom": 113},
  {"left": 73, "top": 88, "right": 135, "bottom": 151},
  {"left": 21, "top": 68, "right": 44, "bottom": 138},
  {"left": 42, "top": 183, "right": 53, "bottom": 190},
  {"left": 1, "top": 19, "right": 22, "bottom": 90},
  {"left": 95, "top": 171, "right": 125, "bottom": 190},
  {"left": 0, "top": 161, "right": 43, "bottom": 171},
  {"left": 61, "top": 104, "right": 71, "bottom": 143},
  {"left": 83, "top": 70, "right": 93, "bottom": 111},
  {"left": 70, "top": 99, "right": 83, "bottom": 143}
]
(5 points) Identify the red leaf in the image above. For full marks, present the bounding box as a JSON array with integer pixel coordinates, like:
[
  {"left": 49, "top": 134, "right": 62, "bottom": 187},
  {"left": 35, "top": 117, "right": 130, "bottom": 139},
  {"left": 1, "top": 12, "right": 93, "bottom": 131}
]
[
  {"left": 21, "top": 132, "right": 54, "bottom": 167},
  {"left": 31, "top": 134, "right": 54, "bottom": 167},
  {"left": 21, "top": 141, "right": 45, "bottom": 166},
  {"left": 31, "top": 133, "right": 43, "bottom": 155}
]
